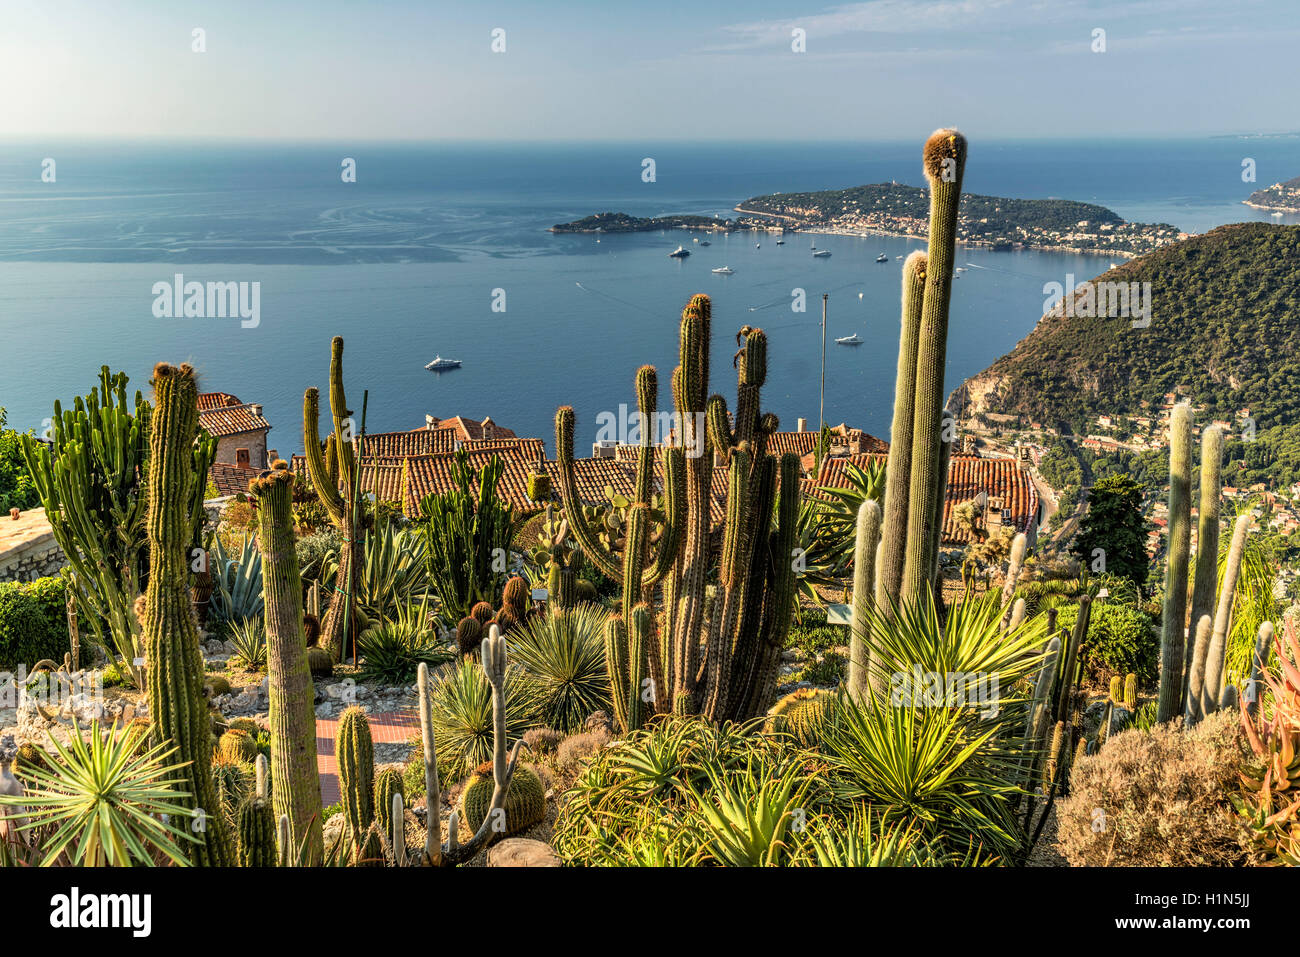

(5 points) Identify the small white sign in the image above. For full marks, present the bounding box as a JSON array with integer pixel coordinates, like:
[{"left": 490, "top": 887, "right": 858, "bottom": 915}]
[
  {"left": 531, "top": 587, "right": 548, "bottom": 602},
  {"left": 826, "top": 604, "right": 851, "bottom": 626}
]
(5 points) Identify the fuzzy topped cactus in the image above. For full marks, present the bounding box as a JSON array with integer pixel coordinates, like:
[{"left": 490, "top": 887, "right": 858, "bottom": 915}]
[
  {"left": 459, "top": 762, "right": 546, "bottom": 837},
  {"left": 141, "top": 362, "right": 233, "bottom": 865},
  {"left": 248, "top": 458, "right": 323, "bottom": 864},
  {"left": 848, "top": 500, "right": 882, "bottom": 703},
  {"left": 765, "top": 688, "right": 835, "bottom": 748}
]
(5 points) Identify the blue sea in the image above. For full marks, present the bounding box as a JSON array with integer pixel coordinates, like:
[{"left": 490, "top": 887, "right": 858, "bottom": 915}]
[{"left": 1, "top": 138, "right": 1296, "bottom": 454}]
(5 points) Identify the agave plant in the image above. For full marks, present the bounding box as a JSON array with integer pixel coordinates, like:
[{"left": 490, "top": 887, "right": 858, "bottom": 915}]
[
  {"left": 794, "top": 809, "right": 992, "bottom": 866},
  {"left": 227, "top": 617, "right": 268, "bottom": 672},
  {"left": 688, "top": 750, "right": 815, "bottom": 866},
  {"left": 509, "top": 604, "right": 612, "bottom": 733},
  {"left": 208, "top": 535, "right": 264, "bottom": 625},
  {"left": 0, "top": 720, "right": 197, "bottom": 866},
  {"left": 356, "top": 606, "right": 454, "bottom": 686},
  {"left": 790, "top": 458, "right": 887, "bottom": 602},
  {"left": 320, "top": 520, "right": 433, "bottom": 624}
]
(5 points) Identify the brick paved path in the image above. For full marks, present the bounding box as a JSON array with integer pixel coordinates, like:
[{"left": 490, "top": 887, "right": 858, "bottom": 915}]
[{"left": 315, "top": 710, "right": 419, "bottom": 805}]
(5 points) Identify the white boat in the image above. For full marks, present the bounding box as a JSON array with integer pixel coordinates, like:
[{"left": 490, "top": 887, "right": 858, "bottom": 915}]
[
  {"left": 813, "top": 249, "right": 832, "bottom": 258},
  {"left": 755, "top": 243, "right": 761, "bottom": 248},
  {"left": 699, "top": 240, "right": 711, "bottom": 246},
  {"left": 876, "top": 253, "right": 888, "bottom": 262},
  {"left": 669, "top": 245, "right": 690, "bottom": 258},
  {"left": 711, "top": 266, "right": 735, "bottom": 275},
  {"left": 1272, "top": 211, "right": 1285, "bottom": 219},
  {"left": 424, "top": 355, "right": 462, "bottom": 371},
  {"left": 835, "top": 334, "right": 863, "bottom": 345},
  {"left": 693, "top": 237, "right": 699, "bottom": 242},
  {"left": 776, "top": 239, "right": 785, "bottom": 245}
]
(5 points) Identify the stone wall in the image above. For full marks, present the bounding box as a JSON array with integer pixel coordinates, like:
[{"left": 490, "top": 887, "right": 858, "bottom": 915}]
[{"left": 0, "top": 508, "right": 66, "bottom": 583}]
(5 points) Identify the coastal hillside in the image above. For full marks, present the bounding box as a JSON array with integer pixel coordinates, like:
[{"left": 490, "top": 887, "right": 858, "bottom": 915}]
[
  {"left": 737, "top": 183, "right": 1181, "bottom": 254},
  {"left": 953, "top": 222, "right": 1300, "bottom": 482},
  {"left": 1246, "top": 175, "right": 1300, "bottom": 212}
]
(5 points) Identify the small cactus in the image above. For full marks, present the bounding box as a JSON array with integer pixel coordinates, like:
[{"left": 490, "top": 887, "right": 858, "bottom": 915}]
[
  {"left": 470, "top": 602, "right": 495, "bottom": 626},
  {"left": 306, "top": 646, "right": 334, "bottom": 679},
  {"left": 237, "top": 797, "right": 277, "bottom": 867},
  {"left": 336, "top": 706, "right": 378, "bottom": 862},
  {"left": 459, "top": 762, "right": 546, "bottom": 837},
  {"left": 1123, "top": 673, "right": 1138, "bottom": 711},
  {"left": 764, "top": 688, "right": 835, "bottom": 748},
  {"left": 374, "top": 766, "right": 404, "bottom": 839},
  {"left": 1108, "top": 675, "right": 1121, "bottom": 703},
  {"left": 218, "top": 728, "right": 259, "bottom": 763},
  {"left": 455, "top": 616, "right": 483, "bottom": 656}
]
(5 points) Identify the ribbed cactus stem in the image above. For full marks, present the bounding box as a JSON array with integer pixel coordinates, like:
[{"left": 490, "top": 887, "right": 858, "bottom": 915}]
[
  {"left": 390, "top": 790, "right": 405, "bottom": 865},
  {"left": 927, "top": 410, "right": 955, "bottom": 584},
  {"left": 142, "top": 363, "right": 233, "bottom": 866},
  {"left": 277, "top": 814, "right": 291, "bottom": 868},
  {"left": 1123, "top": 673, "right": 1137, "bottom": 711},
  {"left": 1157, "top": 403, "right": 1193, "bottom": 722},
  {"left": 1185, "top": 425, "right": 1223, "bottom": 710},
  {"left": 336, "top": 705, "right": 375, "bottom": 861},
  {"left": 999, "top": 533, "right": 1028, "bottom": 630},
  {"left": 237, "top": 796, "right": 277, "bottom": 868},
  {"left": 416, "top": 661, "right": 442, "bottom": 866},
  {"left": 877, "top": 252, "right": 928, "bottom": 613},
  {"left": 1057, "top": 596, "right": 1091, "bottom": 724},
  {"left": 848, "top": 500, "right": 881, "bottom": 705},
  {"left": 1200, "top": 513, "right": 1250, "bottom": 717},
  {"left": 250, "top": 460, "right": 322, "bottom": 864},
  {"left": 1184, "top": 614, "right": 1213, "bottom": 724},
  {"left": 255, "top": 752, "right": 268, "bottom": 801},
  {"left": 901, "top": 129, "right": 967, "bottom": 606},
  {"left": 1023, "top": 635, "right": 1061, "bottom": 786},
  {"left": 1109, "top": 675, "right": 1121, "bottom": 703},
  {"left": 1096, "top": 699, "right": 1114, "bottom": 748},
  {"left": 1247, "top": 621, "right": 1274, "bottom": 719}
]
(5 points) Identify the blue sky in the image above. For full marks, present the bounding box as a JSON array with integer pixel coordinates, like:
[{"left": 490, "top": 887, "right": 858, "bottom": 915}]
[{"left": 2, "top": 0, "right": 1296, "bottom": 141}]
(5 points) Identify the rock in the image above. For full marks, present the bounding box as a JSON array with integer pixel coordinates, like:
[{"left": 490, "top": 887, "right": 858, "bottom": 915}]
[
  {"left": 487, "top": 838, "right": 561, "bottom": 867},
  {"left": 315, "top": 702, "right": 335, "bottom": 719},
  {"left": 121, "top": 704, "right": 135, "bottom": 723}
]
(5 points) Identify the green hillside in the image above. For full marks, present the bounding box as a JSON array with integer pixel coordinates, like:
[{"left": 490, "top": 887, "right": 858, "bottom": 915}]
[{"left": 955, "top": 223, "right": 1300, "bottom": 486}]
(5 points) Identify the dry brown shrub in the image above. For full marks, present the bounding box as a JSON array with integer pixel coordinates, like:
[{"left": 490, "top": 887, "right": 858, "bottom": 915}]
[{"left": 1056, "top": 709, "right": 1252, "bottom": 866}]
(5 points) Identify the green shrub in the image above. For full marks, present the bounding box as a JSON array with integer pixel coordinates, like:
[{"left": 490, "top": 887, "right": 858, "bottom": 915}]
[
  {"left": 1056, "top": 602, "right": 1157, "bottom": 686},
  {"left": 509, "top": 605, "right": 611, "bottom": 733},
  {"left": 786, "top": 606, "right": 842, "bottom": 655},
  {"left": 0, "top": 581, "right": 67, "bottom": 670}
]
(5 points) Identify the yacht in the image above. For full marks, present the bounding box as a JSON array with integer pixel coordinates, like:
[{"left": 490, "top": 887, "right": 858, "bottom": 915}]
[
  {"left": 711, "top": 266, "right": 735, "bottom": 275},
  {"left": 424, "top": 355, "right": 462, "bottom": 371},
  {"left": 835, "top": 334, "right": 863, "bottom": 345},
  {"left": 876, "top": 253, "right": 888, "bottom": 263},
  {"left": 775, "top": 239, "right": 785, "bottom": 245},
  {"left": 699, "top": 240, "right": 711, "bottom": 246},
  {"left": 669, "top": 245, "right": 690, "bottom": 258},
  {"left": 813, "top": 249, "right": 832, "bottom": 258},
  {"left": 755, "top": 243, "right": 761, "bottom": 248}
]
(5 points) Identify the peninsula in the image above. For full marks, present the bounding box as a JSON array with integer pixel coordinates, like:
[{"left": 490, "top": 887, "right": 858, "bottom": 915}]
[
  {"left": 1245, "top": 176, "right": 1300, "bottom": 213},
  {"left": 551, "top": 183, "right": 1185, "bottom": 256}
]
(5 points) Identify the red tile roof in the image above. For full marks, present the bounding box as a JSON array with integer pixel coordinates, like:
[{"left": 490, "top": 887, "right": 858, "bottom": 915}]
[
  {"left": 422, "top": 416, "right": 518, "bottom": 443},
  {"left": 460, "top": 437, "right": 545, "bottom": 463},
  {"left": 197, "top": 392, "right": 271, "bottom": 438},
  {"left": 360, "top": 429, "right": 455, "bottom": 457},
  {"left": 815, "top": 453, "right": 1037, "bottom": 545},
  {"left": 208, "top": 461, "right": 261, "bottom": 497},
  {"left": 403, "top": 447, "right": 540, "bottom": 515}
]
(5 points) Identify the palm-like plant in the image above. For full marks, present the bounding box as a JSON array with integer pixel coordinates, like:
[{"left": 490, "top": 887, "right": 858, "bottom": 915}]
[
  {"left": 426, "top": 656, "right": 535, "bottom": 780},
  {"left": 792, "top": 459, "right": 887, "bottom": 601},
  {"left": 509, "top": 604, "right": 611, "bottom": 733},
  {"left": 0, "top": 720, "right": 197, "bottom": 866},
  {"left": 1223, "top": 525, "right": 1280, "bottom": 685},
  {"left": 795, "top": 810, "right": 968, "bottom": 866},
  {"left": 227, "top": 617, "right": 268, "bottom": 672},
  {"left": 320, "top": 520, "right": 433, "bottom": 623},
  {"left": 828, "top": 591, "right": 1048, "bottom": 860},
  {"left": 688, "top": 751, "right": 814, "bottom": 866}
]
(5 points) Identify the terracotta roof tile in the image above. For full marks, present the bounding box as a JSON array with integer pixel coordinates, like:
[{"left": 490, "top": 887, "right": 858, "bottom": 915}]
[
  {"left": 460, "top": 437, "right": 545, "bottom": 463},
  {"left": 198, "top": 399, "right": 271, "bottom": 438},
  {"left": 403, "top": 447, "right": 540, "bottom": 516},
  {"left": 422, "top": 416, "right": 518, "bottom": 443},
  {"left": 207, "top": 461, "right": 261, "bottom": 497},
  {"left": 360, "top": 429, "right": 455, "bottom": 457},
  {"left": 814, "top": 453, "right": 1037, "bottom": 545}
]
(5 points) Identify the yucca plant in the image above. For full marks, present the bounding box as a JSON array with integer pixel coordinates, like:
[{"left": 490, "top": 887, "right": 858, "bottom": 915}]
[
  {"left": 828, "top": 591, "right": 1048, "bottom": 860},
  {"left": 319, "top": 520, "right": 433, "bottom": 623},
  {"left": 688, "top": 750, "right": 815, "bottom": 867},
  {"left": 356, "top": 607, "right": 454, "bottom": 686},
  {"left": 509, "top": 604, "right": 612, "bottom": 733},
  {"left": 0, "top": 720, "right": 198, "bottom": 866},
  {"left": 794, "top": 809, "right": 965, "bottom": 867},
  {"left": 208, "top": 535, "right": 264, "bottom": 626},
  {"left": 227, "top": 616, "right": 268, "bottom": 672},
  {"left": 426, "top": 655, "right": 535, "bottom": 780}
]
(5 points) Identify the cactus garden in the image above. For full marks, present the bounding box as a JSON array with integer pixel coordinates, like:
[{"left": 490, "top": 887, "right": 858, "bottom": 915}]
[{"left": 0, "top": 127, "right": 1294, "bottom": 894}]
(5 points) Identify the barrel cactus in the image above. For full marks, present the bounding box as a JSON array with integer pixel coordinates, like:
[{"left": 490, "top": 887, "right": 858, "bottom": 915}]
[
  {"left": 337, "top": 706, "right": 380, "bottom": 862},
  {"left": 219, "top": 728, "right": 259, "bottom": 763},
  {"left": 374, "top": 766, "right": 405, "bottom": 839},
  {"left": 459, "top": 762, "right": 546, "bottom": 837},
  {"left": 306, "top": 646, "right": 334, "bottom": 679},
  {"left": 456, "top": 616, "right": 484, "bottom": 656},
  {"left": 765, "top": 688, "right": 836, "bottom": 748}
]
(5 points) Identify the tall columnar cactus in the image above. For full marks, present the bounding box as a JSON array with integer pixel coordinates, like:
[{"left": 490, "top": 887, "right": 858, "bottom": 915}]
[
  {"left": 848, "top": 500, "right": 882, "bottom": 704},
  {"left": 877, "top": 251, "right": 928, "bottom": 612},
  {"left": 141, "top": 363, "right": 233, "bottom": 866},
  {"left": 1157, "top": 403, "right": 1193, "bottom": 722},
  {"left": 336, "top": 705, "right": 377, "bottom": 862},
  {"left": 1185, "top": 424, "right": 1224, "bottom": 709},
  {"left": 303, "top": 336, "right": 362, "bottom": 661},
  {"left": 249, "top": 460, "right": 323, "bottom": 864},
  {"left": 374, "top": 766, "right": 404, "bottom": 840},
  {"left": 1185, "top": 614, "right": 1214, "bottom": 723},
  {"left": 1246, "top": 621, "right": 1274, "bottom": 720},
  {"left": 555, "top": 299, "right": 800, "bottom": 725},
  {"left": 1199, "top": 513, "right": 1250, "bottom": 718},
  {"left": 900, "top": 130, "right": 967, "bottom": 605}
]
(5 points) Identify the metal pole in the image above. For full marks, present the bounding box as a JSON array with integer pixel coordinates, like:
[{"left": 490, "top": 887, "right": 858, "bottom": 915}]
[{"left": 819, "top": 293, "right": 828, "bottom": 432}]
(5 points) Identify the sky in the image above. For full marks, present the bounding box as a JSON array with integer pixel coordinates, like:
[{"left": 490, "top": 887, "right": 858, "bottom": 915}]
[{"left": 2, "top": 0, "right": 1297, "bottom": 141}]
